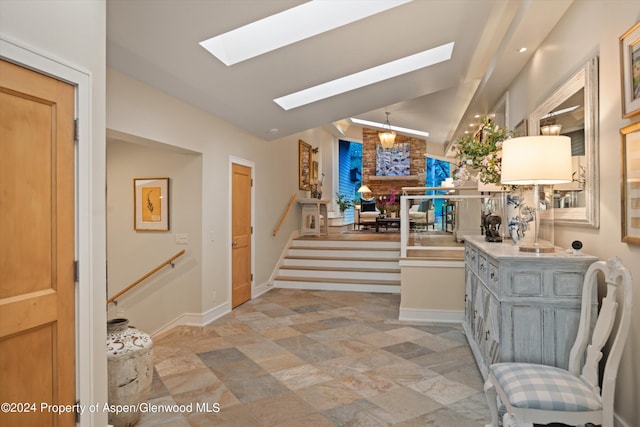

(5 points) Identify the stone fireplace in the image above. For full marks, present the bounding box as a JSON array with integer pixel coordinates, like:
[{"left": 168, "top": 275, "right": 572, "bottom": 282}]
[{"left": 361, "top": 127, "right": 426, "bottom": 198}]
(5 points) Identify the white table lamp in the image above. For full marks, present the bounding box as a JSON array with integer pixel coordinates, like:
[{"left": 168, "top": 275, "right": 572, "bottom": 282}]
[{"left": 501, "top": 136, "right": 572, "bottom": 252}]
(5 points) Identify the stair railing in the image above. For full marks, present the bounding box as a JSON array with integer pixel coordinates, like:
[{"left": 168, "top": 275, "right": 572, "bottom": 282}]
[
  {"left": 273, "top": 193, "right": 297, "bottom": 236},
  {"left": 107, "top": 249, "right": 186, "bottom": 305}
]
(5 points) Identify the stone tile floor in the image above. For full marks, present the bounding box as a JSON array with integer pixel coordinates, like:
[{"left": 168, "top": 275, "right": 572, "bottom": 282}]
[{"left": 138, "top": 289, "right": 490, "bottom": 426}]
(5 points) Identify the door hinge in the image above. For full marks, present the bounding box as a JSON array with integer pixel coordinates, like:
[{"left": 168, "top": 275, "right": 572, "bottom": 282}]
[
  {"left": 75, "top": 400, "right": 80, "bottom": 422},
  {"left": 74, "top": 260, "right": 79, "bottom": 283},
  {"left": 251, "top": 178, "right": 253, "bottom": 187},
  {"left": 251, "top": 273, "right": 254, "bottom": 281},
  {"left": 74, "top": 118, "right": 79, "bottom": 142},
  {"left": 251, "top": 226, "right": 253, "bottom": 234}
]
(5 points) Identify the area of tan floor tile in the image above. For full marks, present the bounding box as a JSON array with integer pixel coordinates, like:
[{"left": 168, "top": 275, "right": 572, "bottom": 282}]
[{"left": 137, "top": 289, "right": 490, "bottom": 426}]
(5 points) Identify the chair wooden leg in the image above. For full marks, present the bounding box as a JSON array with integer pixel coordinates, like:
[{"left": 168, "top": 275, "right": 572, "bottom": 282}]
[{"left": 484, "top": 379, "right": 500, "bottom": 427}]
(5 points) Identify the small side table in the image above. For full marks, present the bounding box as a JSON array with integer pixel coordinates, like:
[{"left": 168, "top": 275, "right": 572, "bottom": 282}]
[{"left": 298, "top": 198, "right": 329, "bottom": 236}]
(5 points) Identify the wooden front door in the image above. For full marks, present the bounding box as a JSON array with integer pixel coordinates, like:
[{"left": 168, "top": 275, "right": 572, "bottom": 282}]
[
  {"left": 0, "top": 59, "right": 76, "bottom": 426},
  {"left": 231, "top": 163, "right": 252, "bottom": 308}
]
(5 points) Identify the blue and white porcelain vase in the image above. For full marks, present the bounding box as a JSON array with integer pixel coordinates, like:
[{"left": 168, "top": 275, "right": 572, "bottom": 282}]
[
  {"left": 506, "top": 189, "right": 535, "bottom": 245},
  {"left": 506, "top": 193, "right": 523, "bottom": 245}
]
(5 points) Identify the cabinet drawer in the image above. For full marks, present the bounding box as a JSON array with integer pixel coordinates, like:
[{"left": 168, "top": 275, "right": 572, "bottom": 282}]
[
  {"left": 487, "top": 262, "right": 499, "bottom": 292},
  {"left": 477, "top": 253, "right": 488, "bottom": 282},
  {"left": 508, "top": 270, "right": 544, "bottom": 297},
  {"left": 466, "top": 245, "right": 478, "bottom": 272}
]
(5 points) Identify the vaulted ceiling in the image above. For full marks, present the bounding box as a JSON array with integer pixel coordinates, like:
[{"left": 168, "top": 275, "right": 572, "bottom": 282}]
[{"left": 107, "top": 0, "right": 573, "bottom": 152}]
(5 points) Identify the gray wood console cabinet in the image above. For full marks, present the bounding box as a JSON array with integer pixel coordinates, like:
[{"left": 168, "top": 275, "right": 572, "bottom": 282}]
[{"left": 462, "top": 236, "right": 597, "bottom": 379}]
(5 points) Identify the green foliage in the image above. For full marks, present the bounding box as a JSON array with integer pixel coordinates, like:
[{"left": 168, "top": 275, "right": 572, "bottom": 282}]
[
  {"left": 335, "top": 193, "right": 353, "bottom": 212},
  {"left": 453, "top": 117, "right": 515, "bottom": 185}
]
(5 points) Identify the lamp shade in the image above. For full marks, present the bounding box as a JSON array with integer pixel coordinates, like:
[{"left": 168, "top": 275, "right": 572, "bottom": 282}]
[
  {"left": 378, "top": 131, "right": 396, "bottom": 148},
  {"left": 357, "top": 185, "right": 372, "bottom": 193},
  {"left": 501, "top": 136, "right": 572, "bottom": 185}
]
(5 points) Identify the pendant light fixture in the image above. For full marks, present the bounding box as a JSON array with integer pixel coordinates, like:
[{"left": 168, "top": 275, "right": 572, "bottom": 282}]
[{"left": 378, "top": 112, "right": 396, "bottom": 148}]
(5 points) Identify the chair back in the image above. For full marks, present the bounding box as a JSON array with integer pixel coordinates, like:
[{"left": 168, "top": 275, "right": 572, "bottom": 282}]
[{"left": 567, "top": 257, "right": 632, "bottom": 420}]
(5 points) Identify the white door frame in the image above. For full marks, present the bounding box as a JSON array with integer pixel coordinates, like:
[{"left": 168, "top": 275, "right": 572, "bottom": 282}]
[{"left": 0, "top": 36, "right": 104, "bottom": 426}]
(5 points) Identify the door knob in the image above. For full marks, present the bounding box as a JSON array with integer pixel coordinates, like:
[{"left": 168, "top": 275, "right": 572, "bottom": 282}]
[{"left": 232, "top": 241, "right": 238, "bottom": 247}]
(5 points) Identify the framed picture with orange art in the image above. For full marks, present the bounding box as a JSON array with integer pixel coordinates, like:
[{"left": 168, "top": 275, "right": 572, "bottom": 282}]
[
  {"left": 621, "top": 122, "right": 640, "bottom": 244},
  {"left": 134, "top": 177, "right": 170, "bottom": 231}
]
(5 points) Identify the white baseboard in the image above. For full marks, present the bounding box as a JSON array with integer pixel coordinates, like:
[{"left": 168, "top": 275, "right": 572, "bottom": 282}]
[
  {"left": 399, "top": 308, "right": 464, "bottom": 324},
  {"left": 253, "top": 281, "right": 273, "bottom": 298},
  {"left": 152, "top": 301, "right": 230, "bottom": 337}
]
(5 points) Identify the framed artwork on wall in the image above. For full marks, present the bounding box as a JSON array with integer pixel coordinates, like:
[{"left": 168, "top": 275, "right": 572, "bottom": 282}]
[
  {"left": 134, "top": 177, "right": 169, "bottom": 231},
  {"left": 299, "top": 139, "right": 312, "bottom": 190},
  {"left": 376, "top": 142, "right": 410, "bottom": 176},
  {"left": 620, "top": 22, "right": 640, "bottom": 118},
  {"left": 621, "top": 121, "right": 640, "bottom": 244}
]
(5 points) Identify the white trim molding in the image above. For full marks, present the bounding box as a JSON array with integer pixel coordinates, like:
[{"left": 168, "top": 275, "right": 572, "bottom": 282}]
[
  {"left": 0, "top": 36, "right": 105, "bottom": 427},
  {"left": 399, "top": 308, "right": 464, "bottom": 324},
  {"left": 152, "top": 301, "right": 231, "bottom": 337}
]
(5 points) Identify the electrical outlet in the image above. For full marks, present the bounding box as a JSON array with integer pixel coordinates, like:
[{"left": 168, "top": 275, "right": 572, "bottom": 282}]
[
  {"left": 175, "top": 233, "right": 189, "bottom": 245},
  {"left": 116, "top": 308, "right": 125, "bottom": 317}
]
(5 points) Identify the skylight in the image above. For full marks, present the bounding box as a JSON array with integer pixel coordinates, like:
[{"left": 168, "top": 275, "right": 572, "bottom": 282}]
[
  {"left": 349, "top": 117, "right": 430, "bottom": 139},
  {"left": 274, "top": 42, "right": 455, "bottom": 110},
  {"left": 199, "top": 0, "right": 413, "bottom": 66}
]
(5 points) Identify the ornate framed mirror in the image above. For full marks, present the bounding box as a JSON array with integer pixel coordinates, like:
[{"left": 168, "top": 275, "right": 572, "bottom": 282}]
[
  {"left": 298, "top": 139, "right": 312, "bottom": 190},
  {"left": 529, "top": 57, "right": 599, "bottom": 228}
]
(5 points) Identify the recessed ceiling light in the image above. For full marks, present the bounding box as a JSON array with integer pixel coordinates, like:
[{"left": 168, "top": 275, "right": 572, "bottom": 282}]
[
  {"left": 518, "top": 47, "right": 527, "bottom": 53},
  {"left": 349, "top": 117, "right": 429, "bottom": 139},
  {"left": 200, "top": 0, "right": 413, "bottom": 66},
  {"left": 474, "top": 114, "right": 481, "bottom": 118},
  {"left": 469, "top": 123, "right": 476, "bottom": 127},
  {"left": 274, "top": 42, "right": 455, "bottom": 110}
]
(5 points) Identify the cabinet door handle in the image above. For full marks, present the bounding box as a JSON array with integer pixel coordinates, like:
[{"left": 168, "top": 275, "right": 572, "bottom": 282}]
[
  {"left": 490, "top": 272, "right": 495, "bottom": 279},
  {"left": 485, "top": 330, "right": 490, "bottom": 341}
]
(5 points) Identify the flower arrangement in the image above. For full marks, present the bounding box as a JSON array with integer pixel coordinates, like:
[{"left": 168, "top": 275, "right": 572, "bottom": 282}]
[
  {"left": 452, "top": 117, "right": 515, "bottom": 186},
  {"left": 377, "top": 189, "right": 399, "bottom": 214}
]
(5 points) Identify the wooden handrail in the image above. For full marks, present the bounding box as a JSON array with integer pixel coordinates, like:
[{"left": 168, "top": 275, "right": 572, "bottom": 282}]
[
  {"left": 273, "top": 193, "right": 297, "bottom": 236},
  {"left": 107, "top": 249, "right": 186, "bottom": 304}
]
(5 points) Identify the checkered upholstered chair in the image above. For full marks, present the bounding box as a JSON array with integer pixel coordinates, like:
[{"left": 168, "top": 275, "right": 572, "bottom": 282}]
[{"left": 484, "top": 257, "right": 632, "bottom": 427}]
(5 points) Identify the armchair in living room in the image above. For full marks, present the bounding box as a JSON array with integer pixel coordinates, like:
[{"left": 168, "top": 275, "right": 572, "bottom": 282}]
[
  {"left": 409, "top": 199, "right": 435, "bottom": 230},
  {"left": 354, "top": 198, "right": 379, "bottom": 230}
]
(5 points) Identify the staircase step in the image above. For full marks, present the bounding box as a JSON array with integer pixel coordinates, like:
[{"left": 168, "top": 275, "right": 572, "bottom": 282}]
[
  {"left": 274, "top": 235, "right": 402, "bottom": 294},
  {"left": 278, "top": 265, "right": 400, "bottom": 281},
  {"left": 279, "top": 265, "right": 400, "bottom": 273},
  {"left": 291, "top": 239, "right": 400, "bottom": 249},
  {"left": 274, "top": 276, "right": 400, "bottom": 285},
  {"left": 282, "top": 256, "right": 399, "bottom": 269},
  {"left": 273, "top": 276, "right": 400, "bottom": 293},
  {"left": 288, "top": 248, "right": 400, "bottom": 258}
]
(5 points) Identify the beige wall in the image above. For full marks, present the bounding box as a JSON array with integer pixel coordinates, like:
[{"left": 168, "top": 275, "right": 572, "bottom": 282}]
[
  {"left": 507, "top": 2, "right": 640, "bottom": 424},
  {"left": 0, "top": 1, "right": 108, "bottom": 425},
  {"left": 106, "top": 139, "right": 203, "bottom": 333},
  {"left": 400, "top": 264, "right": 465, "bottom": 312},
  {"left": 106, "top": 69, "right": 335, "bottom": 332}
]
